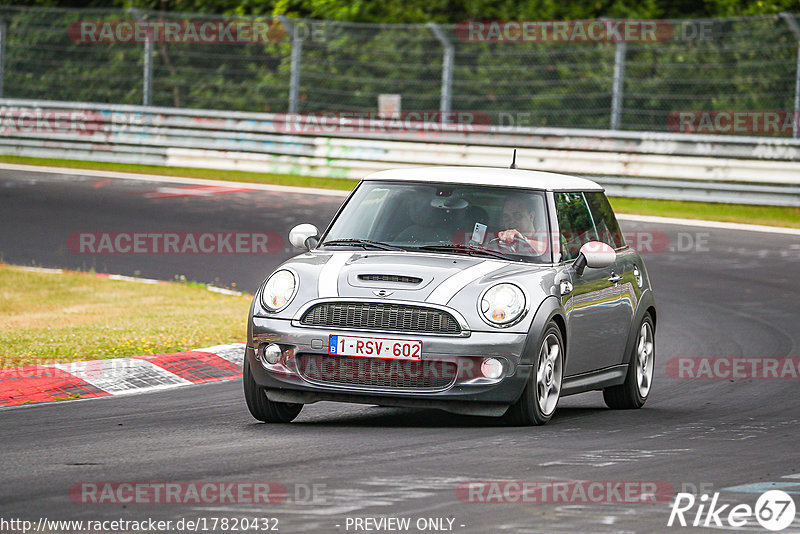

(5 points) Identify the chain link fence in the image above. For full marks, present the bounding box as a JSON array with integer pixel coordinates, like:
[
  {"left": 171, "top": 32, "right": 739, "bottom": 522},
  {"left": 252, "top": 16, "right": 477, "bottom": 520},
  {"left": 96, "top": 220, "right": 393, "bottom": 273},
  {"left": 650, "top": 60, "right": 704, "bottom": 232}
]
[{"left": 1, "top": 6, "right": 800, "bottom": 135}]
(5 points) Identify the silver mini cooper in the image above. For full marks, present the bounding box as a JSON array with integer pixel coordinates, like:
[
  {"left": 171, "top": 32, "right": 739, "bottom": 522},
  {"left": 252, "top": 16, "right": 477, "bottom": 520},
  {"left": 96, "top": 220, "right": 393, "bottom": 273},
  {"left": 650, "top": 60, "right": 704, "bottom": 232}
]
[{"left": 244, "top": 166, "right": 656, "bottom": 425}]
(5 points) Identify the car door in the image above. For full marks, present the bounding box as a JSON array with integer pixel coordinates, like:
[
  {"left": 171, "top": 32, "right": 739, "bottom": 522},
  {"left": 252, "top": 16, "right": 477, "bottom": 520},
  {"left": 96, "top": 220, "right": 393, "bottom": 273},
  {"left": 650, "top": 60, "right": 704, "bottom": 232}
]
[
  {"left": 555, "top": 192, "right": 632, "bottom": 376},
  {"left": 584, "top": 192, "right": 636, "bottom": 366}
]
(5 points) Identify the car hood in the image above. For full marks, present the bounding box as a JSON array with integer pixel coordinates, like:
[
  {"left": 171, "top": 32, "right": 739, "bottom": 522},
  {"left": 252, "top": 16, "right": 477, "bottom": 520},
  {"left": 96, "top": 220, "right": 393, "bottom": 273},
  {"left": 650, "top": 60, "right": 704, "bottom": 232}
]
[
  {"left": 324, "top": 251, "right": 488, "bottom": 300},
  {"left": 259, "top": 250, "right": 559, "bottom": 332}
]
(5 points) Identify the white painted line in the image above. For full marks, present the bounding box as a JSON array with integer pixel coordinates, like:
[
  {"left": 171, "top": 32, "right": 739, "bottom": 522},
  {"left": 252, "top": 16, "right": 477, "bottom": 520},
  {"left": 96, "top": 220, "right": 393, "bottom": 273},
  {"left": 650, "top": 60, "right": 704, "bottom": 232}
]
[
  {"left": 207, "top": 286, "right": 243, "bottom": 296},
  {"left": 0, "top": 163, "right": 351, "bottom": 198},
  {"left": 107, "top": 274, "right": 161, "bottom": 284},
  {"left": 617, "top": 213, "right": 800, "bottom": 235},
  {"left": 13, "top": 266, "right": 64, "bottom": 274},
  {"left": 9, "top": 264, "right": 251, "bottom": 296}
]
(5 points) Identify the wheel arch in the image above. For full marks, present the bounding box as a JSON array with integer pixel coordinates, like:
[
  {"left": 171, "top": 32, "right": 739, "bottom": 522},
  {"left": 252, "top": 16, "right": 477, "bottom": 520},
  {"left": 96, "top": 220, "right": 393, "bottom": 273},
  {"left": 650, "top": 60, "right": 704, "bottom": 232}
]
[
  {"left": 519, "top": 296, "right": 567, "bottom": 368},
  {"left": 505, "top": 295, "right": 567, "bottom": 423},
  {"left": 621, "top": 290, "right": 657, "bottom": 366},
  {"left": 647, "top": 305, "right": 657, "bottom": 331}
]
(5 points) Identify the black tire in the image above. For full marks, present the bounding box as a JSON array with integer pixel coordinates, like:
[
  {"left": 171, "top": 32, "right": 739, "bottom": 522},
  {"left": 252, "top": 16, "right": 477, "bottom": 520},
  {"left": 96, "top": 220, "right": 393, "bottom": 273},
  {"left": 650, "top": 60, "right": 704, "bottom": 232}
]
[
  {"left": 505, "top": 323, "right": 564, "bottom": 426},
  {"left": 603, "top": 313, "right": 655, "bottom": 410},
  {"left": 243, "top": 358, "right": 303, "bottom": 423}
]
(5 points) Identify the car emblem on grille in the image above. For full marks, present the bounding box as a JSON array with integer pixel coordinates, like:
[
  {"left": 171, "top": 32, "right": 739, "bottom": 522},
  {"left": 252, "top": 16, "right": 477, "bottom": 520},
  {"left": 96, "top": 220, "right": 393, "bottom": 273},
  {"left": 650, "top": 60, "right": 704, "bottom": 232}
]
[{"left": 373, "top": 289, "right": 394, "bottom": 298}]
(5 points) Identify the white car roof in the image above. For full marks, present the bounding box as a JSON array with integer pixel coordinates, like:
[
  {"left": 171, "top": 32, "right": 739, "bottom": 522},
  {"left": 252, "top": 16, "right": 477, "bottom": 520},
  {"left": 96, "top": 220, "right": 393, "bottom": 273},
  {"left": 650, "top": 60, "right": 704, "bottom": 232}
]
[{"left": 363, "top": 166, "right": 604, "bottom": 192}]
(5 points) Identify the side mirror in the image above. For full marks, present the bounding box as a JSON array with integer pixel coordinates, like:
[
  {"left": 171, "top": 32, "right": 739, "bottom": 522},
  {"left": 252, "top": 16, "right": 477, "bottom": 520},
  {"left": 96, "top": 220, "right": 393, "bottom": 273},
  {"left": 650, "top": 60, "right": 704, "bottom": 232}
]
[
  {"left": 573, "top": 241, "right": 616, "bottom": 276},
  {"left": 289, "top": 223, "right": 320, "bottom": 251}
]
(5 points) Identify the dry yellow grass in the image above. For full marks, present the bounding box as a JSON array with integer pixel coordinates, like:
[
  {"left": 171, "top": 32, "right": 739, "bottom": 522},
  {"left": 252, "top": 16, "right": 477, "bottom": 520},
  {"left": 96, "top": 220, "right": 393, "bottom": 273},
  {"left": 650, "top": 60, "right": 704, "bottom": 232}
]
[{"left": 0, "top": 265, "right": 252, "bottom": 368}]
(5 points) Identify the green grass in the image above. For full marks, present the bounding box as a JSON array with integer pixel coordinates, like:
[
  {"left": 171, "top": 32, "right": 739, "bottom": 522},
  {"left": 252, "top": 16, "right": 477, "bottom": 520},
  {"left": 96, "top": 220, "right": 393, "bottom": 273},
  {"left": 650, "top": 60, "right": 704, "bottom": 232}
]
[
  {"left": 2, "top": 155, "right": 798, "bottom": 228},
  {"left": 0, "top": 265, "right": 252, "bottom": 368},
  {"left": 608, "top": 197, "right": 800, "bottom": 229}
]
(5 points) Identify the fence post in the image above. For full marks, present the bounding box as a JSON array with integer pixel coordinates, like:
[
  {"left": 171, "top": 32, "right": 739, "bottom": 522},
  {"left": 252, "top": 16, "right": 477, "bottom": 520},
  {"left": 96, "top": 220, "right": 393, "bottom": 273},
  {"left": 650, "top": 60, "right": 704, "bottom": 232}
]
[
  {"left": 130, "top": 8, "right": 153, "bottom": 106},
  {"left": 278, "top": 16, "right": 302, "bottom": 114},
  {"left": 427, "top": 23, "right": 454, "bottom": 115},
  {"left": 0, "top": 16, "right": 6, "bottom": 99},
  {"left": 143, "top": 37, "right": 153, "bottom": 106},
  {"left": 610, "top": 40, "right": 627, "bottom": 130},
  {"left": 780, "top": 13, "right": 800, "bottom": 139}
]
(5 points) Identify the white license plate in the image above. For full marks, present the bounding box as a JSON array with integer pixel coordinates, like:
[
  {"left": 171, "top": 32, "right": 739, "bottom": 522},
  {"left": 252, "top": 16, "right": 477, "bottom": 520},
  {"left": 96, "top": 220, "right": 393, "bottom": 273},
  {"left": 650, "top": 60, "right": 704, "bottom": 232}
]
[{"left": 328, "top": 334, "right": 422, "bottom": 360}]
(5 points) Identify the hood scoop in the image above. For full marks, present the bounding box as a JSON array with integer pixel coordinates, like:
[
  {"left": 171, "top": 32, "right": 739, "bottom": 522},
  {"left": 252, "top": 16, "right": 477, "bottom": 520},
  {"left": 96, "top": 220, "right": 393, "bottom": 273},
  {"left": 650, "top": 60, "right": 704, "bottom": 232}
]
[
  {"left": 348, "top": 272, "right": 430, "bottom": 291},
  {"left": 357, "top": 274, "right": 423, "bottom": 285}
]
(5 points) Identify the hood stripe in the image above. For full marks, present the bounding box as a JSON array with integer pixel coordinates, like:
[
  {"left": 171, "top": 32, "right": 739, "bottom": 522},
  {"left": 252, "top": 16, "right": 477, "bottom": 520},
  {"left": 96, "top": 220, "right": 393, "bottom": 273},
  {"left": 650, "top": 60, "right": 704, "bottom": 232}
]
[
  {"left": 318, "top": 252, "right": 353, "bottom": 298},
  {"left": 425, "top": 260, "right": 505, "bottom": 305}
]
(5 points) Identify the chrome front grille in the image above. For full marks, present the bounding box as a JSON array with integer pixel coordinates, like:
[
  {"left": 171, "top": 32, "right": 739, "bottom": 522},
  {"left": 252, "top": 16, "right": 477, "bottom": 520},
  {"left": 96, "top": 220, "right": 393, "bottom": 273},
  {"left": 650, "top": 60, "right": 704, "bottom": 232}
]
[
  {"left": 296, "top": 354, "right": 457, "bottom": 390},
  {"left": 299, "top": 302, "right": 462, "bottom": 334}
]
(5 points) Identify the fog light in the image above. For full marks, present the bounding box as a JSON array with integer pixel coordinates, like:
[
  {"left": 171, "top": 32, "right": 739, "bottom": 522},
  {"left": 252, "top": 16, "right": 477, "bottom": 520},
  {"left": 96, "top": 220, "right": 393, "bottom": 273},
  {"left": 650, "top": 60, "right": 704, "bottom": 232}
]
[
  {"left": 481, "top": 358, "right": 503, "bottom": 379},
  {"left": 262, "top": 343, "right": 282, "bottom": 365}
]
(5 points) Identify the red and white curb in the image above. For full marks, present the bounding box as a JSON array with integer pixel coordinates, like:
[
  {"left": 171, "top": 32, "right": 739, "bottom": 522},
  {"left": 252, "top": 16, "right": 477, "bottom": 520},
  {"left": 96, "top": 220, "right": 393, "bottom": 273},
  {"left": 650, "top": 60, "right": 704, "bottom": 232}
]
[
  {"left": 0, "top": 343, "right": 246, "bottom": 407},
  {"left": 1, "top": 266, "right": 250, "bottom": 407}
]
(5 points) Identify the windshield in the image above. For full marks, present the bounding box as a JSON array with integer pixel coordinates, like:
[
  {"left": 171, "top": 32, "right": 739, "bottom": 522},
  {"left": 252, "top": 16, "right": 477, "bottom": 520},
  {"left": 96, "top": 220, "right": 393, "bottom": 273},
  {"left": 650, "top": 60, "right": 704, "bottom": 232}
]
[{"left": 321, "top": 181, "right": 553, "bottom": 263}]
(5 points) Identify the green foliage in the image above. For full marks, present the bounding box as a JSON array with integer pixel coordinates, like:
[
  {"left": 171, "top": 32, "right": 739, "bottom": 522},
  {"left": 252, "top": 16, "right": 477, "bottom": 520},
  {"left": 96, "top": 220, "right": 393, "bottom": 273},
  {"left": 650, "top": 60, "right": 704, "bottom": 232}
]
[
  {"left": 2, "top": 0, "right": 800, "bottom": 20},
  {"left": 0, "top": 4, "right": 798, "bottom": 132}
]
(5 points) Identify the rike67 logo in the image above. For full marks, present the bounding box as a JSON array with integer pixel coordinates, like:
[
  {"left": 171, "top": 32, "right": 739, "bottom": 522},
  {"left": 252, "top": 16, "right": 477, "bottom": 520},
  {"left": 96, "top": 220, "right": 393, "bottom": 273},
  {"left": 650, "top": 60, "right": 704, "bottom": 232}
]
[{"left": 668, "top": 490, "right": 796, "bottom": 531}]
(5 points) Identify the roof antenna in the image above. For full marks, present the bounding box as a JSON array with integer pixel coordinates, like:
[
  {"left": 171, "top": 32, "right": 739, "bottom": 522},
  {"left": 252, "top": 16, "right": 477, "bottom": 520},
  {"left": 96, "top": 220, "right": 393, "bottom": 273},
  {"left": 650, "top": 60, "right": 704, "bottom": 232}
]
[{"left": 509, "top": 149, "right": 517, "bottom": 169}]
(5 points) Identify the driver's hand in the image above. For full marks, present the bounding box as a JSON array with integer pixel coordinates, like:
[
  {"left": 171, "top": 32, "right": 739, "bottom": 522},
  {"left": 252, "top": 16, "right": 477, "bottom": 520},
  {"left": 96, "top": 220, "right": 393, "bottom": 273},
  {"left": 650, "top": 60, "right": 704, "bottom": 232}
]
[{"left": 498, "top": 229, "right": 523, "bottom": 244}]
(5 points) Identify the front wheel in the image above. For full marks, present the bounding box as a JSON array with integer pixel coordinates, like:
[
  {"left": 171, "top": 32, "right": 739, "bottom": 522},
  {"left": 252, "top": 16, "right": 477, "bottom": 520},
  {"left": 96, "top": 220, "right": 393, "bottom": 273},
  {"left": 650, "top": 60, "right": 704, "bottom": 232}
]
[
  {"left": 243, "top": 357, "right": 303, "bottom": 423},
  {"left": 505, "top": 323, "right": 564, "bottom": 426},
  {"left": 603, "top": 313, "right": 655, "bottom": 409}
]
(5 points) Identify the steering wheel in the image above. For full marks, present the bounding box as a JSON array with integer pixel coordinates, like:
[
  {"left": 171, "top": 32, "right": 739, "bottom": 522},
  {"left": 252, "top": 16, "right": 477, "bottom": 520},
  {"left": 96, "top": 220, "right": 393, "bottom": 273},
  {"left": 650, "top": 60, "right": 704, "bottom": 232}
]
[{"left": 487, "top": 232, "right": 538, "bottom": 254}]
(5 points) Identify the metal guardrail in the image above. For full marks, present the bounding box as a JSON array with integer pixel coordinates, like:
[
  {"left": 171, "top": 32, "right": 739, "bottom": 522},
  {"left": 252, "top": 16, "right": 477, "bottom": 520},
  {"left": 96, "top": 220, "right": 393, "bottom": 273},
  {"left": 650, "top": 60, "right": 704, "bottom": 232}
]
[{"left": 1, "top": 98, "right": 800, "bottom": 206}]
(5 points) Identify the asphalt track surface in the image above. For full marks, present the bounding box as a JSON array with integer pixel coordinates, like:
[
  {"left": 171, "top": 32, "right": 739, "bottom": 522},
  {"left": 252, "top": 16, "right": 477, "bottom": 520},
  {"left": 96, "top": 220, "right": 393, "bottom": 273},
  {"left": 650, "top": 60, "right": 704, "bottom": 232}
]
[{"left": 1, "top": 168, "right": 799, "bottom": 533}]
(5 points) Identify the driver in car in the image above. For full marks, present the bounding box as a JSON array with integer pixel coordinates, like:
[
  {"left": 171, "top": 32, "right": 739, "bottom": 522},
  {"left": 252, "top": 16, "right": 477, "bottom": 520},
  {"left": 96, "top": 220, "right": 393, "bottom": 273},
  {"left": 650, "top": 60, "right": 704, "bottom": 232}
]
[{"left": 497, "top": 196, "right": 548, "bottom": 254}]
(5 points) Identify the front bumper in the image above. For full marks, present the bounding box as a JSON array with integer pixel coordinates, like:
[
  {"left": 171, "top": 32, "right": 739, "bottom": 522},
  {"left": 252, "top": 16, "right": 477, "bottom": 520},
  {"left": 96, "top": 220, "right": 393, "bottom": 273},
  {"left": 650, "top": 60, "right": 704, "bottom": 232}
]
[{"left": 248, "top": 316, "right": 533, "bottom": 415}]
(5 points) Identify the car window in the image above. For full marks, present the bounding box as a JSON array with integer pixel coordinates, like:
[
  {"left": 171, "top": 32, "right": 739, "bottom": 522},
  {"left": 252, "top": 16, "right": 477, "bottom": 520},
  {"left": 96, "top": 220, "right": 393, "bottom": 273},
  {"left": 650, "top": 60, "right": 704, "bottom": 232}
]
[
  {"left": 584, "top": 192, "right": 625, "bottom": 249},
  {"left": 326, "top": 187, "right": 391, "bottom": 239},
  {"left": 554, "top": 192, "right": 598, "bottom": 261}
]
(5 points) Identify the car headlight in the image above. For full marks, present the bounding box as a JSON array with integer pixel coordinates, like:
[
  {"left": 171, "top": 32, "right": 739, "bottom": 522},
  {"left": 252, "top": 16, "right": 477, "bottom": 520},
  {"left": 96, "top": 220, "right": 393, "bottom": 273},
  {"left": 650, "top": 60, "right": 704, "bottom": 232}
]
[
  {"left": 261, "top": 269, "right": 298, "bottom": 312},
  {"left": 479, "top": 283, "right": 526, "bottom": 326}
]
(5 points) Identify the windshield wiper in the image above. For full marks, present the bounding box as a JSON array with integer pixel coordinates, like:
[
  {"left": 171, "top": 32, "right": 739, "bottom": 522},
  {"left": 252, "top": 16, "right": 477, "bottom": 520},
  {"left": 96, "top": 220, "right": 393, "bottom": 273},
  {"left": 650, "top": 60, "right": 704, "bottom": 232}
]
[
  {"left": 322, "top": 239, "right": 404, "bottom": 251},
  {"left": 414, "top": 243, "right": 515, "bottom": 261}
]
